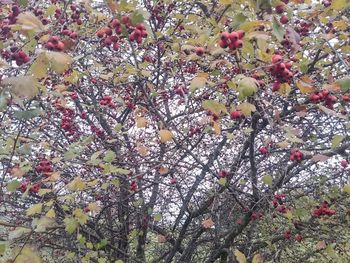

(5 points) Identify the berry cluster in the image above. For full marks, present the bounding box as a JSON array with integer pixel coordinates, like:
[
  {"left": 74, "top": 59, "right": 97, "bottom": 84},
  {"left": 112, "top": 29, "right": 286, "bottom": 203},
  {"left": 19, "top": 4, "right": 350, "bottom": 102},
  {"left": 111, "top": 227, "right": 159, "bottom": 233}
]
[
  {"left": 294, "top": 20, "right": 311, "bottom": 37},
  {"left": 36, "top": 159, "right": 53, "bottom": 176},
  {"left": 188, "top": 127, "right": 201, "bottom": 137},
  {"left": 219, "top": 30, "right": 245, "bottom": 50},
  {"left": 20, "top": 181, "right": 41, "bottom": 194},
  {"left": 290, "top": 149, "right": 303, "bottom": 162},
  {"left": 90, "top": 125, "right": 104, "bottom": 137},
  {"left": 312, "top": 202, "right": 336, "bottom": 217},
  {"left": 62, "top": 29, "right": 78, "bottom": 39},
  {"left": 275, "top": 4, "right": 289, "bottom": 25},
  {"left": 60, "top": 108, "right": 77, "bottom": 137},
  {"left": 99, "top": 96, "right": 116, "bottom": 108},
  {"left": 308, "top": 89, "right": 337, "bottom": 109},
  {"left": 269, "top": 54, "right": 293, "bottom": 91},
  {"left": 129, "top": 23, "right": 148, "bottom": 43},
  {"left": 12, "top": 50, "right": 30, "bottom": 66},
  {"left": 45, "top": 36, "right": 65, "bottom": 51}
]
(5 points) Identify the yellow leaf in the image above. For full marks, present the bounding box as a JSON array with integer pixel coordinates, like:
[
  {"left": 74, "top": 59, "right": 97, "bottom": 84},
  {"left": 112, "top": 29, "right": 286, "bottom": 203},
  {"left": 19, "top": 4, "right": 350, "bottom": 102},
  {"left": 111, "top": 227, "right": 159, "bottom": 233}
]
[
  {"left": 14, "top": 246, "right": 41, "bottom": 263},
  {"left": 237, "top": 102, "right": 256, "bottom": 117},
  {"left": 202, "top": 100, "right": 227, "bottom": 115},
  {"left": 44, "top": 172, "right": 60, "bottom": 182},
  {"left": 333, "top": 20, "right": 347, "bottom": 30},
  {"left": 159, "top": 166, "right": 169, "bottom": 175},
  {"left": 11, "top": 166, "right": 25, "bottom": 177},
  {"left": 13, "top": 12, "right": 46, "bottom": 32},
  {"left": 136, "top": 117, "right": 147, "bottom": 128},
  {"left": 201, "top": 218, "right": 214, "bottom": 228},
  {"left": 30, "top": 53, "right": 48, "bottom": 79},
  {"left": 213, "top": 121, "right": 221, "bottom": 135},
  {"left": 87, "top": 202, "right": 100, "bottom": 212},
  {"left": 234, "top": 249, "right": 246, "bottom": 263},
  {"left": 137, "top": 144, "right": 149, "bottom": 156},
  {"left": 344, "top": 184, "right": 350, "bottom": 194},
  {"left": 331, "top": 0, "right": 349, "bottom": 10},
  {"left": 252, "top": 253, "right": 264, "bottom": 263},
  {"left": 278, "top": 83, "right": 291, "bottom": 95},
  {"left": 26, "top": 203, "right": 43, "bottom": 216},
  {"left": 67, "top": 177, "right": 86, "bottom": 191},
  {"left": 239, "top": 21, "right": 270, "bottom": 32},
  {"left": 46, "top": 208, "right": 56, "bottom": 218},
  {"left": 73, "top": 208, "right": 88, "bottom": 225},
  {"left": 296, "top": 79, "right": 314, "bottom": 94},
  {"left": 159, "top": 129, "right": 173, "bottom": 143},
  {"left": 2, "top": 75, "right": 39, "bottom": 99},
  {"left": 45, "top": 51, "right": 73, "bottom": 74},
  {"left": 190, "top": 76, "right": 207, "bottom": 92}
]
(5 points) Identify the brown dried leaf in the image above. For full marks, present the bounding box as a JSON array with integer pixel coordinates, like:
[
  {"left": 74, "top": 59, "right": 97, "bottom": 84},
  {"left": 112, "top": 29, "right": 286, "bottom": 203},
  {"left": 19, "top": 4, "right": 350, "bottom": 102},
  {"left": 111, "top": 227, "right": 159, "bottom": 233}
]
[{"left": 202, "top": 218, "right": 214, "bottom": 229}]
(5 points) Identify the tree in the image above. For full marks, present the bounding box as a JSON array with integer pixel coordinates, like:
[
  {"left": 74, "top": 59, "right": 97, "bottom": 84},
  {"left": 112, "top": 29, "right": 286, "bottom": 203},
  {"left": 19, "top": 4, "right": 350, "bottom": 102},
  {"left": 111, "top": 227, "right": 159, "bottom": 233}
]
[{"left": 0, "top": 0, "right": 350, "bottom": 262}]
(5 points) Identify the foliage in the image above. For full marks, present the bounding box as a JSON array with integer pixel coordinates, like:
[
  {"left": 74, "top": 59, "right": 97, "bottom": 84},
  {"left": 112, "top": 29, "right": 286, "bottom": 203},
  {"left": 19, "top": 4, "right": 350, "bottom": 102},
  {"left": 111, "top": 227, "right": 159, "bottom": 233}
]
[{"left": 0, "top": 0, "right": 350, "bottom": 262}]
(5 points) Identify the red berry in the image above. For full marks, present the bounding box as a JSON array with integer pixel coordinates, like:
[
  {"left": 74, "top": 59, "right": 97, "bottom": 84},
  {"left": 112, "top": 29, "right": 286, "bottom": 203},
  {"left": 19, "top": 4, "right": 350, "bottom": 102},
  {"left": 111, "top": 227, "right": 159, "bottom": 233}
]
[
  {"left": 295, "top": 234, "right": 303, "bottom": 242},
  {"left": 233, "top": 40, "right": 243, "bottom": 49},
  {"left": 229, "top": 32, "right": 239, "bottom": 42},
  {"left": 340, "top": 160, "right": 348, "bottom": 168},
  {"left": 195, "top": 47, "right": 205, "bottom": 56},
  {"left": 219, "top": 40, "right": 228, "bottom": 48},
  {"left": 230, "top": 111, "right": 241, "bottom": 120},
  {"left": 280, "top": 15, "right": 289, "bottom": 24},
  {"left": 237, "top": 30, "right": 245, "bottom": 39},
  {"left": 275, "top": 4, "right": 285, "bottom": 14},
  {"left": 259, "top": 147, "right": 268, "bottom": 155},
  {"left": 272, "top": 54, "right": 283, "bottom": 64}
]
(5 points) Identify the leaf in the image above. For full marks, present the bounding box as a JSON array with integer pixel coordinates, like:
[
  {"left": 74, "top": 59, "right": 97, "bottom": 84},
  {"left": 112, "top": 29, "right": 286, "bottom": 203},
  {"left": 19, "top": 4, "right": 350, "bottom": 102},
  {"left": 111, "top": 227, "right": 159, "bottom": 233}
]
[
  {"left": 30, "top": 53, "right": 48, "bottom": 79},
  {"left": 272, "top": 16, "right": 285, "bottom": 42},
  {"left": 87, "top": 202, "right": 100, "bottom": 212},
  {"left": 252, "top": 254, "right": 264, "bottom": 263},
  {"left": 73, "top": 209, "right": 88, "bottom": 225},
  {"left": 278, "top": 83, "right": 291, "bottom": 96},
  {"left": 14, "top": 109, "right": 43, "bottom": 120},
  {"left": 159, "top": 129, "right": 173, "bottom": 143},
  {"left": 318, "top": 105, "right": 348, "bottom": 120},
  {"left": 154, "top": 214, "right": 162, "bottom": 221},
  {"left": 67, "top": 177, "right": 86, "bottom": 191},
  {"left": 26, "top": 203, "right": 43, "bottom": 216},
  {"left": 0, "top": 242, "right": 5, "bottom": 256},
  {"left": 202, "top": 100, "right": 227, "bottom": 115},
  {"left": 237, "top": 102, "right": 256, "bottom": 117},
  {"left": 10, "top": 166, "right": 25, "bottom": 177},
  {"left": 212, "top": 121, "right": 221, "bottom": 135},
  {"left": 103, "top": 150, "right": 116, "bottom": 162},
  {"left": 344, "top": 184, "right": 350, "bottom": 195},
  {"left": 159, "top": 166, "right": 169, "bottom": 175},
  {"left": 190, "top": 76, "right": 207, "bottom": 92},
  {"left": 218, "top": 177, "right": 227, "bottom": 186},
  {"left": 136, "top": 117, "right": 147, "bottom": 128},
  {"left": 2, "top": 75, "right": 39, "bottom": 99},
  {"left": 316, "top": 240, "right": 327, "bottom": 250},
  {"left": 13, "top": 12, "right": 46, "bottom": 32},
  {"left": 201, "top": 218, "right": 214, "bottom": 228},
  {"left": 238, "top": 77, "right": 258, "bottom": 99},
  {"left": 285, "top": 26, "right": 301, "bottom": 52},
  {"left": 296, "top": 79, "right": 314, "bottom": 94},
  {"left": 6, "top": 180, "right": 20, "bottom": 192},
  {"left": 14, "top": 246, "right": 41, "bottom": 263},
  {"left": 331, "top": 0, "right": 349, "bottom": 10},
  {"left": 331, "top": 134, "right": 343, "bottom": 149},
  {"left": 234, "top": 249, "right": 246, "bottom": 263},
  {"left": 336, "top": 77, "right": 350, "bottom": 92},
  {"left": 64, "top": 217, "right": 78, "bottom": 234},
  {"left": 312, "top": 154, "right": 329, "bottom": 162},
  {"left": 262, "top": 175, "right": 273, "bottom": 186},
  {"left": 46, "top": 208, "right": 56, "bottom": 218},
  {"left": 45, "top": 51, "right": 73, "bottom": 74},
  {"left": 9, "top": 227, "right": 31, "bottom": 240},
  {"left": 239, "top": 21, "right": 270, "bottom": 32}
]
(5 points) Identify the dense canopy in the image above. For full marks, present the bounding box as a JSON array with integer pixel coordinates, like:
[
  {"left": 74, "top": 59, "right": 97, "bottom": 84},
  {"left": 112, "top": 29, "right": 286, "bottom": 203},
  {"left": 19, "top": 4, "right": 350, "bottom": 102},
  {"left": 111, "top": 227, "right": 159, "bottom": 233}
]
[{"left": 0, "top": 0, "right": 350, "bottom": 262}]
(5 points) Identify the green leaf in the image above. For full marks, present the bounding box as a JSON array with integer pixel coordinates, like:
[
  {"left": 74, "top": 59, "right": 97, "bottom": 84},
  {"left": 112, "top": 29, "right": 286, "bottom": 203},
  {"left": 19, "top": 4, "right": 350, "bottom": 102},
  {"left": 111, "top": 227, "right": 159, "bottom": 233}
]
[
  {"left": 18, "top": 0, "right": 28, "bottom": 7},
  {"left": 64, "top": 217, "right": 79, "bottom": 234},
  {"left": 272, "top": 16, "right": 285, "bottom": 42},
  {"left": 154, "top": 213, "right": 162, "bottom": 221},
  {"left": 0, "top": 242, "right": 6, "bottom": 256},
  {"left": 337, "top": 77, "right": 350, "bottom": 92},
  {"left": 331, "top": 134, "right": 343, "bottom": 149},
  {"left": 73, "top": 209, "right": 88, "bottom": 225},
  {"left": 103, "top": 150, "right": 117, "bottom": 163},
  {"left": 262, "top": 175, "right": 273, "bottom": 186},
  {"left": 344, "top": 184, "right": 350, "bottom": 195},
  {"left": 237, "top": 77, "right": 258, "bottom": 100},
  {"left": 14, "top": 109, "right": 43, "bottom": 120},
  {"left": 6, "top": 180, "right": 20, "bottom": 192},
  {"left": 237, "top": 102, "right": 256, "bottom": 117},
  {"left": 331, "top": 0, "right": 349, "bottom": 10},
  {"left": 26, "top": 203, "right": 43, "bottom": 216},
  {"left": 202, "top": 100, "right": 227, "bottom": 115},
  {"left": 218, "top": 177, "right": 227, "bottom": 186}
]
